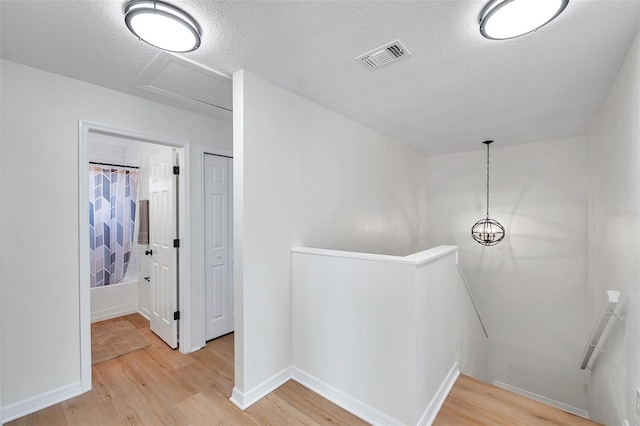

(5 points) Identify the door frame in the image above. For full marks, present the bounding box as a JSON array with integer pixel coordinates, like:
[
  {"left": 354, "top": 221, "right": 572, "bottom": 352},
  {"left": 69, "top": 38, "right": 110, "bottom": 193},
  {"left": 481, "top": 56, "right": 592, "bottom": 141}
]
[
  {"left": 78, "top": 120, "right": 191, "bottom": 392},
  {"left": 197, "top": 147, "right": 233, "bottom": 345}
]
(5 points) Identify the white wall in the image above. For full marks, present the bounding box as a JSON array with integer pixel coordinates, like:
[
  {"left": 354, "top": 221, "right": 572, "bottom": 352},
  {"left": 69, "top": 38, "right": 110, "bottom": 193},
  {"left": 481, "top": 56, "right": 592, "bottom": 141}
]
[
  {"left": 291, "top": 246, "right": 487, "bottom": 425},
  {"left": 292, "top": 250, "right": 417, "bottom": 425},
  {"left": 586, "top": 30, "right": 640, "bottom": 426},
  {"left": 233, "top": 70, "right": 430, "bottom": 395},
  {"left": 425, "top": 136, "right": 589, "bottom": 412},
  {"left": 88, "top": 136, "right": 128, "bottom": 165},
  {"left": 0, "top": 57, "right": 3, "bottom": 414},
  {"left": 0, "top": 60, "right": 231, "bottom": 409}
]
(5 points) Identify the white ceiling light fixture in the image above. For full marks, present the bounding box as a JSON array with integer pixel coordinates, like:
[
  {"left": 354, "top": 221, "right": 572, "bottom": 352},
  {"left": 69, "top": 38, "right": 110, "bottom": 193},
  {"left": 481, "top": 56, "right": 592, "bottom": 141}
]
[
  {"left": 479, "top": 0, "right": 569, "bottom": 40},
  {"left": 124, "top": 0, "right": 201, "bottom": 53}
]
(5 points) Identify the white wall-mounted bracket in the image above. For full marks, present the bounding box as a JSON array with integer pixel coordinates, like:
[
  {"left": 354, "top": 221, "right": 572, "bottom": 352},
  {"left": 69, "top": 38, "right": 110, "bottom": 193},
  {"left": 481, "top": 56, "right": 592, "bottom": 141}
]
[{"left": 606, "top": 310, "right": 624, "bottom": 323}]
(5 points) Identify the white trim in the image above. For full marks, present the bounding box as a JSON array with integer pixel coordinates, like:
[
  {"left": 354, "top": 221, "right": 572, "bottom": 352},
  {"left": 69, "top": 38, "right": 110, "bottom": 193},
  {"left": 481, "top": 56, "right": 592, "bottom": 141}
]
[
  {"left": 138, "top": 309, "right": 151, "bottom": 321},
  {"left": 197, "top": 146, "right": 233, "bottom": 350},
  {"left": 492, "top": 380, "right": 590, "bottom": 419},
  {"left": 229, "top": 367, "right": 292, "bottom": 410},
  {"left": 78, "top": 120, "right": 192, "bottom": 391},
  {"left": 1, "top": 381, "right": 83, "bottom": 423},
  {"left": 177, "top": 143, "right": 193, "bottom": 354},
  {"left": 290, "top": 367, "right": 405, "bottom": 426},
  {"left": 418, "top": 362, "right": 460, "bottom": 425},
  {"left": 198, "top": 146, "right": 233, "bottom": 159},
  {"left": 290, "top": 245, "right": 458, "bottom": 266},
  {"left": 231, "top": 69, "right": 245, "bottom": 410},
  {"left": 78, "top": 121, "right": 92, "bottom": 393},
  {"left": 229, "top": 388, "right": 245, "bottom": 410},
  {"left": 227, "top": 364, "right": 458, "bottom": 425}
]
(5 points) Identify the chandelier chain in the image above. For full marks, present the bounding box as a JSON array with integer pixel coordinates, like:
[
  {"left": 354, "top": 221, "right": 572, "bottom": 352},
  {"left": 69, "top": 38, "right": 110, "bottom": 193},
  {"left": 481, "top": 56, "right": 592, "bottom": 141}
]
[{"left": 486, "top": 142, "right": 490, "bottom": 218}]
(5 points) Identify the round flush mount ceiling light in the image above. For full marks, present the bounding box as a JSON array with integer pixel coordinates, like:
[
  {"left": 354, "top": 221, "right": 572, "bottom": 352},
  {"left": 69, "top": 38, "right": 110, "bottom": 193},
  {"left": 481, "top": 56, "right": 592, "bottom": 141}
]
[
  {"left": 124, "top": 0, "right": 201, "bottom": 52},
  {"left": 479, "top": 0, "right": 569, "bottom": 40}
]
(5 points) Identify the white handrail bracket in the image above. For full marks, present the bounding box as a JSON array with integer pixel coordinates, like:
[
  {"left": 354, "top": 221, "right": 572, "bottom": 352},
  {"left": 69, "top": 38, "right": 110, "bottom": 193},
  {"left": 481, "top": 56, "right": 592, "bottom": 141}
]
[
  {"left": 580, "top": 290, "right": 622, "bottom": 370},
  {"left": 606, "top": 310, "right": 625, "bottom": 323}
]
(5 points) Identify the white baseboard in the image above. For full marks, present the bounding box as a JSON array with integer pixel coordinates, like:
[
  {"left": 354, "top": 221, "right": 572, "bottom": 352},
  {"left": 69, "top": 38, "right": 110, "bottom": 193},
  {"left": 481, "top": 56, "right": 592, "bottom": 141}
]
[
  {"left": 1, "top": 381, "right": 84, "bottom": 423},
  {"left": 492, "top": 380, "right": 589, "bottom": 419},
  {"left": 291, "top": 367, "right": 405, "bottom": 426},
  {"left": 227, "top": 364, "right": 460, "bottom": 426},
  {"left": 418, "top": 362, "right": 459, "bottom": 426},
  {"left": 229, "top": 366, "right": 292, "bottom": 410},
  {"left": 138, "top": 308, "right": 150, "bottom": 321}
]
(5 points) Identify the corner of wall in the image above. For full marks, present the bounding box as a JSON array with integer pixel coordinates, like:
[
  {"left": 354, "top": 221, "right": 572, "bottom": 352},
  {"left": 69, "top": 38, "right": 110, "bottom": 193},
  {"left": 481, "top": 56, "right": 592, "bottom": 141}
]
[
  {"left": 585, "top": 29, "right": 640, "bottom": 426},
  {"left": 232, "top": 68, "right": 246, "bottom": 392}
]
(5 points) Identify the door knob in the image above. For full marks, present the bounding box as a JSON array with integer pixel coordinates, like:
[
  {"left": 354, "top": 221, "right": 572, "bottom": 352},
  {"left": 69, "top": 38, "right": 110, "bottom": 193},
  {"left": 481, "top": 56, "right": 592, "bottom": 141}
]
[
  {"left": 145, "top": 250, "right": 153, "bottom": 256},
  {"left": 217, "top": 254, "right": 222, "bottom": 259}
]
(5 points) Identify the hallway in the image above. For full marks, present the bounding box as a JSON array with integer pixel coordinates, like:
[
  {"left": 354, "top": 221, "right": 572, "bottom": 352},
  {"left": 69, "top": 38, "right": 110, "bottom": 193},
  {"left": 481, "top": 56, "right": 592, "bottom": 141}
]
[
  {"left": 7, "top": 314, "right": 605, "bottom": 425},
  {"left": 7, "top": 314, "right": 366, "bottom": 425}
]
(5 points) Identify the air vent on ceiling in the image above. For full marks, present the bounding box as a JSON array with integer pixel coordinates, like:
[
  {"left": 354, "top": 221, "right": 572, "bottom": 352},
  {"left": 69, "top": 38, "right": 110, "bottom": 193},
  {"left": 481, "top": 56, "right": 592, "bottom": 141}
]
[{"left": 356, "top": 40, "right": 411, "bottom": 70}]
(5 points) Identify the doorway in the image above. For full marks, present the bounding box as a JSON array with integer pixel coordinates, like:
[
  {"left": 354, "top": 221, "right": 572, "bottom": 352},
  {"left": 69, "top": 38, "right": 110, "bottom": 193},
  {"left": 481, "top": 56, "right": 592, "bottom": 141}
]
[
  {"left": 87, "top": 134, "right": 176, "bottom": 326},
  {"left": 86, "top": 134, "right": 180, "bottom": 347},
  {"left": 79, "top": 121, "right": 191, "bottom": 392}
]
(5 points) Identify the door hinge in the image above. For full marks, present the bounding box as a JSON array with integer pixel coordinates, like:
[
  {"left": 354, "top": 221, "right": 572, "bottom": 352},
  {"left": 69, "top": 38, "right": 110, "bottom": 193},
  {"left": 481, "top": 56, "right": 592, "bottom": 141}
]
[
  {"left": 174, "top": 311, "right": 180, "bottom": 321},
  {"left": 173, "top": 239, "right": 180, "bottom": 248},
  {"left": 173, "top": 166, "right": 180, "bottom": 175}
]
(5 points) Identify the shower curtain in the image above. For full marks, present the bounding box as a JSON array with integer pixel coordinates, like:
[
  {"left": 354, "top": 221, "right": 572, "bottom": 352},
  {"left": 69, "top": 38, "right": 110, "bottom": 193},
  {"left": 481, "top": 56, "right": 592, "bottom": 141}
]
[{"left": 89, "top": 166, "right": 138, "bottom": 287}]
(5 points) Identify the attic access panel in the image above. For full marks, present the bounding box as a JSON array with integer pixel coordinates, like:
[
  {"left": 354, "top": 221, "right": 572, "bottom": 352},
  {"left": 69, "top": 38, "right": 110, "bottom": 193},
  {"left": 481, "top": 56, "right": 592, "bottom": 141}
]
[{"left": 133, "top": 52, "right": 232, "bottom": 113}]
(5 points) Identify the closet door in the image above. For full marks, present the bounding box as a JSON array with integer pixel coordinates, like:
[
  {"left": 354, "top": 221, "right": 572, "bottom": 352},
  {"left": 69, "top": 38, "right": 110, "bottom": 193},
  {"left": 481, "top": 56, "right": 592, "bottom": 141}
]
[
  {"left": 204, "top": 154, "right": 233, "bottom": 341},
  {"left": 148, "top": 149, "right": 178, "bottom": 349}
]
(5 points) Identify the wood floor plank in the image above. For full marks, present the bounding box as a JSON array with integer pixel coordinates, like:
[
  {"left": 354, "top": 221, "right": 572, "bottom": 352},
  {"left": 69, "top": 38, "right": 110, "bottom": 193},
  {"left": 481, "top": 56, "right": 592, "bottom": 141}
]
[
  {"left": 434, "top": 374, "right": 602, "bottom": 426},
  {"left": 245, "top": 393, "right": 318, "bottom": 426},
  {"left": 119, "top": 359, "right": 192, "bottom": 425},
  {"left": 273, "top": 380, "right": 369, "bottom": 426},
  {"left": 6, "top": 314, "right": 363, "bottom": 426},
  {"left": 126, "top": 348, "right": 198, "bottom": 403},
  {"left": 177, "top": 391, "right": 257, "bottom": 426},
  {"left": 204, "top": 332, "right": 235, "bottom": 365},
  {"left": 6, "top": 404, "right": 67, "bottom": 426},
  {"left": 188, "top": 345, "right": 236, "bottom": 395},
  {"left": 121, "top": 313, "right": 151, "bottom": 329},
  {"left": 8, "top": 314, "right": 603, "bottom": 426}
]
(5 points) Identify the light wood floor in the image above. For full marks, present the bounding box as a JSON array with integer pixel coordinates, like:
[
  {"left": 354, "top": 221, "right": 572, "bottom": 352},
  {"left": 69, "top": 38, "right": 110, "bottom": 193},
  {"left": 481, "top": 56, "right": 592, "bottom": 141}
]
[
  {"left": 434, "top": 374, "right": 601, "bottom": 425},
  {"left": 8, "top": 314, "right": 602, "bottom": 426},
  {"left": 7, "top": 314, "right": 368, "bottom": 426}
]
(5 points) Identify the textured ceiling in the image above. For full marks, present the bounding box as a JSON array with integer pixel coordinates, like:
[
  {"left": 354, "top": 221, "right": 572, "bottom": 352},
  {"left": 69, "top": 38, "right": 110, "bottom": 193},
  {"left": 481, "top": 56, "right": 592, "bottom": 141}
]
[{"left": 1, "top": 0, "right": 639, "bottom": 155}]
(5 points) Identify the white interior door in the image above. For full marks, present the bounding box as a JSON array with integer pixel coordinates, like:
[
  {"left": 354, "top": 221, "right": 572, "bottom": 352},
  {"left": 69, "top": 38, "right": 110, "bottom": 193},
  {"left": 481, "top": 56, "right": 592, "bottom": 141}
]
[
  {"left": 204, "top": 154, "right": 233, "bottom": 341},
  {"left": 149, "top": 149, "right": 178, "bottom": 348}
]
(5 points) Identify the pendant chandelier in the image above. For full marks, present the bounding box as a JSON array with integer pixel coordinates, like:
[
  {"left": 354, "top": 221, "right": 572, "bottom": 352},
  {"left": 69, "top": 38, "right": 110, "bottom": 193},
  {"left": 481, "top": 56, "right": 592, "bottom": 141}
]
[{"left": 472, "top": 140, "right": 505, "bottom": 246}]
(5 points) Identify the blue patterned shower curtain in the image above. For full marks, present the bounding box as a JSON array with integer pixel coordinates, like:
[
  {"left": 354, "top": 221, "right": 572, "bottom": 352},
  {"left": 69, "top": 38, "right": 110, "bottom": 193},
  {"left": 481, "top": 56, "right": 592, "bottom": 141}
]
[{"left": 89, "top": 166, "right": 138, "bottom": 287}]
